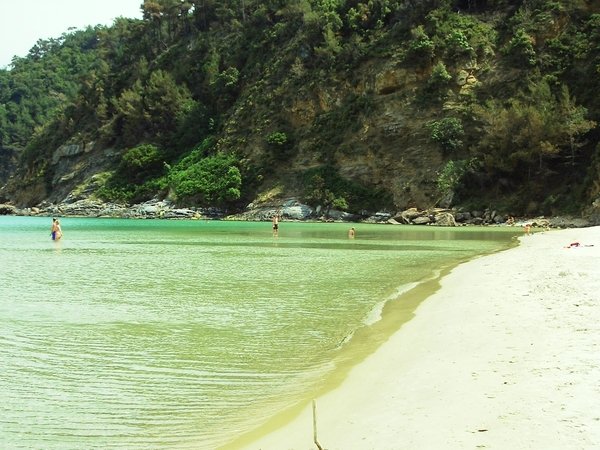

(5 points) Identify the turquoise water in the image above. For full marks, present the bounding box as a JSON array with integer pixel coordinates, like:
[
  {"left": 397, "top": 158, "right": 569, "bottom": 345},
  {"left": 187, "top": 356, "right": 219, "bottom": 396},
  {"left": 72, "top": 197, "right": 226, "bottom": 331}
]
[{"left": 0, "top": 216, "right": 519, "bottom": 449}]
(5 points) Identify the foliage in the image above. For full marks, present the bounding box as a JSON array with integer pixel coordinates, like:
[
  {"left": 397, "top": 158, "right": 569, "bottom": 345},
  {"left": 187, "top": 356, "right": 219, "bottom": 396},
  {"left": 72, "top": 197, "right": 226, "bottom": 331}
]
[
  {"left": 345, "top": 0, "right": 399, "bottom": 31},
  {"left": 113, "top": 69, "right": 195, "bottom": 148},
  {"left": 169, "top": 153, "right": 242, "bottom": 206},
  {"left": 304, "top": 173, "right": 348, "bottom": 210},
  {"left": 472, "top": 80, "right": 595, "bottom": 179},
  {"left": 425, "top": 4, "right": 497, "bottom": 61},
  {"left": 503, "top": 28, "right": 537, "bottom": 67},
  {"left": 427, "top": 117, "right": 464, "bottom": 153},
  {"left": 436, "top": 158, "right": 477, "bottom": 196},
  {"left": 120, "top": 144, "right": 166, "bottom": 183},
  {"left": 96, "top": 144, "right": 168, "bottom": 203},
  {"left": 302, "top": 166, "right": 393, "bottom": 213},
  {"left": 407, "top": 25, "right": 435, "bottom": 60},
  {"left": 265, "top": 130, "right": 292, "bottom": 161},
  {"left": 0, "top": 0, "right": 599, "bottom": 216},
  {"left": 584, "top": 142, "right": 600, "bottom": 201},
  {"left": 473, "top": 80, "right": 595, "bottom": 214},
  {"left": 0, "top": 27, "right": 101, "bottom": 152},
  {"left": 266, "top": 131, "right": 288, "bottom": 146},
  {"left": 98, "top": 177, "right": 168, "bottom": 204}
]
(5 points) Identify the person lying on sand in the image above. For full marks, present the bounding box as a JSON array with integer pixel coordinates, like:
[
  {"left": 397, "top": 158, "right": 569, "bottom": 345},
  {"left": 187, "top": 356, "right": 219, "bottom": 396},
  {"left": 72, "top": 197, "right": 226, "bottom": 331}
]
[{"left": 565, "top": 241, "right": 594, "bottom": 248}]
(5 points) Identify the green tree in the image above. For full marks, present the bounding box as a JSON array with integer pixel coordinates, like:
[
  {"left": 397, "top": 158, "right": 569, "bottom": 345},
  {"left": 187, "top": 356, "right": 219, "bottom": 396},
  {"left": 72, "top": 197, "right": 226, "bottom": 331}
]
[
  {"left": 424, "top": 61, "right": 453, "bottom": 101},
  {"left": 113, "top": 70, "right": 195, "bottom": 147},
  {"left": 170, "top": 153, "right": 242, "bottom": 206},
  {"left": 113, "top": 79, "right": 146, "bottom": 146},
  {"left": 407, "top": 25, "right": 435, "bottom": 61},
  {"left": 425, "top": 4, "right": 496, "bottom": 61},
  {"left": 504, "top": 28, "right": 537, "bottom": 67},
  {"left": 120, "top": 144, "right": 166, "bottom": 183},
  {"left": 436, "top": 158, "right": 476, "bottom": 203},
  {"left": 144, "top": 69, "right": 195, "bottom": 140},
  {"left": 558, "top": 85, "right": 596, "bottom": 166},
  {"left": 266, "top": 131, "right": 288, "bottom": 146},
  {"left": 473, "top": 80, "right": 595, "bottom": 177},
  {"left": 304, "top": 173, "right": 348, "bottom": 210},
  {"left": 427, "top": 117, "right": 464, "bottom": 153},
  {"left": 345, "top": 0, "right": 401, "bottom": 31}
]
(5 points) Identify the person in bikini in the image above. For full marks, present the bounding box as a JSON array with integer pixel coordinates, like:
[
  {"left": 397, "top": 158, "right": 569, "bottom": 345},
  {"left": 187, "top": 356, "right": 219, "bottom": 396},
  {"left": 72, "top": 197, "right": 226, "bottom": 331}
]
[
  {"left": 51, "top": 218, "right": 63, "bottom": 241},
  {"left": 51, "top": 218, "right": 58, "bottom": 240}
]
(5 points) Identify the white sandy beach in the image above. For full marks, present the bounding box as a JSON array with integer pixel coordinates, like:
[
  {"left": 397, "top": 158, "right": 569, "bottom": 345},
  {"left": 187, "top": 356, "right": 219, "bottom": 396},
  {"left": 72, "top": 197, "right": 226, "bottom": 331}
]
[{"left": 241, "top": 226, "right": 600, "bottom": 450}]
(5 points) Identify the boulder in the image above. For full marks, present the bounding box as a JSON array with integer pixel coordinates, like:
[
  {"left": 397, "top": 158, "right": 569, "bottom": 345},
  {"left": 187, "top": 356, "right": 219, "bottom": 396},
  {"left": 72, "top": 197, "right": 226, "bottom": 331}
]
[
  {"left": 163, "top": 209, "right": 197, "bottom": 219},
  {"left": 399, "top": 208, "right": 422, "bottom": 223},
  {"left": 412, "top": 216, "right": 431, "bottom": 225},
  {"left": 493, "top": 214, "right": 506, "bottom": 224},
  {"left": 366, "top": 211, "right": 392, "bottom": 223},
  {"left": 282, "top": 204, "right": 313, "bottom": 220},
  {"left": 434, "top": 212, "right": 457, "bottom": 227},
  {"left": 454, "top": 211, "right": 472, "bottom": 222},
  {"left": 546, "top": 216, "right": 590, "bottom": 228},
  {"left": 0, "top": 204, "right": 17, "bottom": 215},
  {"left": 325, "top": 209, "right": 345, "bottom": 220}
]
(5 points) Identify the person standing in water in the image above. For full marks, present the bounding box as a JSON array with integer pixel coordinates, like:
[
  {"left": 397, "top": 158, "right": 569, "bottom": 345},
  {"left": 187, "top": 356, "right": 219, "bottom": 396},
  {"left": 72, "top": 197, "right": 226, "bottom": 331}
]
[
  {"left": 272, "top": 213, "right": 279, "bottom": 237},
  {"left": 51, "top": 218, "right": 63, "bottom": 241},
  {"left": 51, "top": 218, "right": 58, "bottom": 240},
  {"left": 55, "top": 219, "right": 63, "bottom": 240}
]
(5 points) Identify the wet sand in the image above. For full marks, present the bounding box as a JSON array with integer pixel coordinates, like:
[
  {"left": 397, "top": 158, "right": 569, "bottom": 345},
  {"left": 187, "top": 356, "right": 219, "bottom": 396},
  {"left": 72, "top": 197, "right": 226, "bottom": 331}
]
[{"left": 239, "top": 226, "right": 600, "bottom": 449}]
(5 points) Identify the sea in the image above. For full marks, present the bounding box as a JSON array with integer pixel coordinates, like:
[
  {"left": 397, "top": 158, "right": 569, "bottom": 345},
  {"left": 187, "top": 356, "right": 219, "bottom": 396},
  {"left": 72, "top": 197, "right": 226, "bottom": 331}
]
[{"left": 0, "top": 216, "right": 519, "bottom": 449}]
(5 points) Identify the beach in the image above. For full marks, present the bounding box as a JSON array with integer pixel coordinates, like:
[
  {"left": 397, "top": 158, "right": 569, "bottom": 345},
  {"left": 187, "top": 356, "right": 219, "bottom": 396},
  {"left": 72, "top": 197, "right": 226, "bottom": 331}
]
[{"left": 240, "top": 226, "right": 600, "bottom": 450}]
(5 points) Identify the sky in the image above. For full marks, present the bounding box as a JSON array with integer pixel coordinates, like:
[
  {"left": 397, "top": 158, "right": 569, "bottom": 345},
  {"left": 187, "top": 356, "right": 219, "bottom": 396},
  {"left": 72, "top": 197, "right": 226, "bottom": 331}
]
[{"left": 0, "top": 0, "right": 143, "bottom": 68}]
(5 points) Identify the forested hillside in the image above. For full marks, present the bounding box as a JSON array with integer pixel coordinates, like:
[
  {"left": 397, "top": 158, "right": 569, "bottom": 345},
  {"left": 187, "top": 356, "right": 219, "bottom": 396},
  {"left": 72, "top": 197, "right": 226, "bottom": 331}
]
[{"left": 1, "top": 0, "right": 599, "bottom": 218}]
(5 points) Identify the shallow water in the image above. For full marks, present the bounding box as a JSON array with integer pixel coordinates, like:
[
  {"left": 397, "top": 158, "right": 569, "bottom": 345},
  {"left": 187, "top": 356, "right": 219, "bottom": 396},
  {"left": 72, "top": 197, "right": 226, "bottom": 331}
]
[{"left": 0, "top": 217, "right": 519, "bottom": 449}]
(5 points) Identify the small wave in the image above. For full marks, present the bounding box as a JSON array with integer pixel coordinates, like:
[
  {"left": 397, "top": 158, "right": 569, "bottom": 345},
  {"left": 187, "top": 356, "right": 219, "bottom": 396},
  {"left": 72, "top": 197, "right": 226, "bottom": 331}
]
[
  {"left": 334, "top": 279, "right": 431, "bottom": 350},
  {"left": 361, "top": 266, "right": 446, "bottom": 328},
  {"left": 362, "top": 281, "right": 420, "bottom": 326}
]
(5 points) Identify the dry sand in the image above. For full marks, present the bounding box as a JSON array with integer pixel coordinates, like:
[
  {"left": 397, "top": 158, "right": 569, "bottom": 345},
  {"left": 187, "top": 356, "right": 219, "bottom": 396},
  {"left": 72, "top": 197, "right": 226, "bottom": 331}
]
[{"left": 240, "top": 226, "right": 600, "bottom": 450}]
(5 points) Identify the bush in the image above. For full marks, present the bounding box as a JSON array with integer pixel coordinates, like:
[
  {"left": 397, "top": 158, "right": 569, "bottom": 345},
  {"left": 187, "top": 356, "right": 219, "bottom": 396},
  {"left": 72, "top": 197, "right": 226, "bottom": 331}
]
[
  {"left": 118, "top": 144, "right": 166, "bottom": 184},
  {"left": 121, "top": 144, "right": 163, "bottom": 170},
  {"left": 426, "top": 5, "right": 496, "bottom": 61},
  {"left": 302, "top": 166, "right": 393, "bottom": 213},
  {"left": 504, "top": 28, "right": 537, "bottom": 67},
  {"left": 427, "top": 117, "right": 464, "bottom": 153},
  {"left": 266, "top": 130, "right": 292, "bottom": 161},
  {"left": 169, "top": 153, "right": 242, "bottom": 206},
  {"left": 96, "top": 143, "right": 167, "bottom": 204},
  {"left": 97, "top": 177, "right": 167, "bottom": 204},
  {"left": 428, "top": 61, "right": 452, "bottom": 89},
  {"left": 446, "top": 30, "right": 474, "bottom": 57},
  {"left": 437, "top": 158, "right": 476, "bottom": 196},
  {"left": 408, "top": 25, "right": 435, "bottom": 60},
  {"left": 304, "top": 174, "right": 348, "bottom": 211},
  {"left": 266, "top": 131, "right": 288, "bottom": 146}
]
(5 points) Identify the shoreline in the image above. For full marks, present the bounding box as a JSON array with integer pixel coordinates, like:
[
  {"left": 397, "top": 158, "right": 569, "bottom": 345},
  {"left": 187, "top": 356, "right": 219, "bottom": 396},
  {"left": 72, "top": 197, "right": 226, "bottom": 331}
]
[
  {"left": 1, "top": 199, "right": 596, "bottom": 229},
  {"left": 234, "top": 226, "right": 600, "bottom": 449}
]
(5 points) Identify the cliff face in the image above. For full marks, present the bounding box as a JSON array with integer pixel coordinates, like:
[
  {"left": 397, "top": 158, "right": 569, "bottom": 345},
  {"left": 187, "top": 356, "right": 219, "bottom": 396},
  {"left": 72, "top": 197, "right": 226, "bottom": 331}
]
[
  {"left": 12, "top": 65, "right": 447, "bottom": 212},
  {"left": 1, "top": 142, "right": 120, "bottom": 207},
  {"left": 217, "top": 53, "right": 483, "bottom": 211}
]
